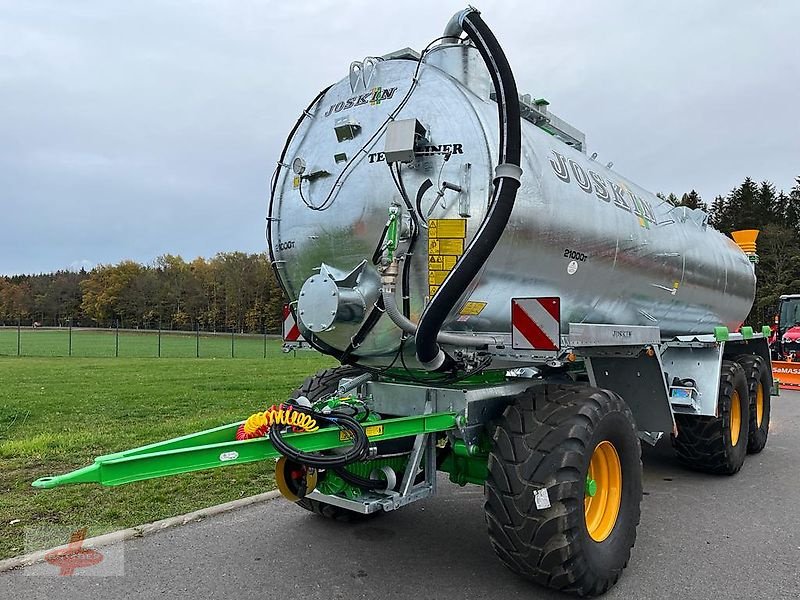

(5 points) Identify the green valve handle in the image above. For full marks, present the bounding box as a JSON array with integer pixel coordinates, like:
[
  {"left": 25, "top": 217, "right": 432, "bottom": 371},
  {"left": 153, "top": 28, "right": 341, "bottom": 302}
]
[{"left": 385, "top": 207, "right": 399, "bottom": 261}]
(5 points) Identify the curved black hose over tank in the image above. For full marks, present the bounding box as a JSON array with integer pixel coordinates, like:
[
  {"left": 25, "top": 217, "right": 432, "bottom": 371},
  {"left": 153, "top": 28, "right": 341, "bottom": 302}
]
[{"left": 414, "top": 9, "right": 522, "bottom": 370}]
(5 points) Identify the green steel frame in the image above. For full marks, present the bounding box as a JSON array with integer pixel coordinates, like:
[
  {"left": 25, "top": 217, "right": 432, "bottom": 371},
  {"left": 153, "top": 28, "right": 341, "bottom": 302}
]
[{"left": 32, "top": 412, "right": 458, "bottom": 490}]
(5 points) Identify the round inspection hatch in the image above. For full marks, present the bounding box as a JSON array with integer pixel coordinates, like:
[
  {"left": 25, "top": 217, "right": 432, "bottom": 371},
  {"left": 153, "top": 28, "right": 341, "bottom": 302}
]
[{"left": 297, "top": 276, "right": 339, "bottom": 332}]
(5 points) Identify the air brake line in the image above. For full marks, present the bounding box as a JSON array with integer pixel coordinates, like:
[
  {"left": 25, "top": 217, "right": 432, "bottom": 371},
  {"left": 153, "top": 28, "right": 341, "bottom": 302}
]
[{"left": 238, "top": 403, "right": 370, "bottom": 469}]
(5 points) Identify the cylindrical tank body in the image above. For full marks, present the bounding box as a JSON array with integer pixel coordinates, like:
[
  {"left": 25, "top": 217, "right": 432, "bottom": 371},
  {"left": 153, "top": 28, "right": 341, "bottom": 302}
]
[{"left": 269, "top": 43, "right": 755, "bottom": 368}]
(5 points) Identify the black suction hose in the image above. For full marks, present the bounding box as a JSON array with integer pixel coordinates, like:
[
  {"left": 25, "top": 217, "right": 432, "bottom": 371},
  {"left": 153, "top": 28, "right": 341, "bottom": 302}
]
[{"left": 414, "top": 9, "right": 522, "bottom": 370}]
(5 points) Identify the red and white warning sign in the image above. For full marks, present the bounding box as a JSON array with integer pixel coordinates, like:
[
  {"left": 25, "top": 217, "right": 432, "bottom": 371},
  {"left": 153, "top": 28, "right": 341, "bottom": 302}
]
[
  {"left": 282, "top": 305, "right": 302, "bottom": 342},
  {"left": 511, "top": 297, "right": 561, "bottom": 352}
]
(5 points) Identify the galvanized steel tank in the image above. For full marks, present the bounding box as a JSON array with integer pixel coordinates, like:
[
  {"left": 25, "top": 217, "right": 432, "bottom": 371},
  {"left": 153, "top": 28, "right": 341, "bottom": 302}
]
[{"left": 268, "top": 42, "right": 756, "bottom": 368}]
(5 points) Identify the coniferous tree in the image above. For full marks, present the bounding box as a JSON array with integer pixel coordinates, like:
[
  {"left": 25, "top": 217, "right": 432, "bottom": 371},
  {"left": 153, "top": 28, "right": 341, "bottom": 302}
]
[
  {"left": 754, "top": 181, "right": 778, "bottom": 225},
  {"left": 679, "top": 190, "right": 707, "bottom": 211},
  {"left": 728, "top": 177, "right": 759, "bottom": 230},
  {"left": 709, "top": 195, "right": 729, "bottom": 230},
  {"left": 786, "top": 178, "right": 800, "bottom": 234}
]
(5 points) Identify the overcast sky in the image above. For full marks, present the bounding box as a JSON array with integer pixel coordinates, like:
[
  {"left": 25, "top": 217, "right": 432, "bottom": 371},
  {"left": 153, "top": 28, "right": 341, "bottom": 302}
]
[{"left": 2, "top": 1, "right": 798, "bottom": 275}]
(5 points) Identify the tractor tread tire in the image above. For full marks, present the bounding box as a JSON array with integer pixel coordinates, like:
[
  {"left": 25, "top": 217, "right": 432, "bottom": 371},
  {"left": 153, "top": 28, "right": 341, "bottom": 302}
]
[
  {"left": 672, "top": 360, "right": 749, "bottom": 474},
  {"left": 484, "top": 384, "right": 642, "bottom": 598},
  {"left": 289, "top": 366, "right": 378, "bottom": 522},
  {"left": 289, "top": 365, "right": 363, "bottom": 403},
  {"left": 733, "top": 354, "right": 770, "bottom": 454}
]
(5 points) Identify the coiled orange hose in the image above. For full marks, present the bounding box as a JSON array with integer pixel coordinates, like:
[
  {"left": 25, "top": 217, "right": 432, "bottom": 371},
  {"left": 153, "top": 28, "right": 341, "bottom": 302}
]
[{"left": 235, "top": 404, "right": 319, "bottom": 440}]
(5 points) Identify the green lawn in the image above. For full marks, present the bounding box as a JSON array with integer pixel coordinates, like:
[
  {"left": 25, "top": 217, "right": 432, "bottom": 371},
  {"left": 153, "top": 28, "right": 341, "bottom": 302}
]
[
  {"left": 0, "top": 350, "right": 335, "bottom": 559},
  {"left": 0, "top": 327, "right": 281, "bottom": 359}
]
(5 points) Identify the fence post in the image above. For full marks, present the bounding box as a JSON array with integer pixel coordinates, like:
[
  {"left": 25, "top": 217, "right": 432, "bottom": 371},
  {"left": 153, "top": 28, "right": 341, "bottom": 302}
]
[
  {"left": 231, "top": 328, "right": 235, "bottom": 358},
  {"left": 263, "top": 325, "right": 267, "bottom": 359},
  {"left": 196, "top": 322, "right": 200, "bottom": 358},
  {"left": 158, "top": 321, "right": 162, "bottom": 358},
  {"left": 68, "top": 318, "right": 73, "bottom": 357},
  {"left": 115, "top": 321, "right": 120, "bottom": 357},
  {"left": 17, "top": 318, "right": 21, "bottom": 357}
]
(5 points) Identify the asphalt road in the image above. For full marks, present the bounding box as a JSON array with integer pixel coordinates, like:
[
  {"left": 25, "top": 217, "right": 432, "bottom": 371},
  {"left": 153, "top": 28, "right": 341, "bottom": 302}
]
[{"left": 4, "top": 392, "right": 800, "bottom": 599}]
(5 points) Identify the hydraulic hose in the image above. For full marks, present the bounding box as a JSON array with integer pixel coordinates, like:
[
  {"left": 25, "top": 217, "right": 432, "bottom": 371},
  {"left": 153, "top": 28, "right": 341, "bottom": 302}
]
[
  {"left": 267, "top": 86, "right": 332, "bottom": 268},
  {"left": 270, "top": 409, "right": 369, "bottom": 469},
  {"left": 392, "top": 164, "right": 423, "bottom": 317},
  {"left": 237, "top": 403, "right": 370, "bottom": 469},
  {"left": 414, "top": 9, "right": 522, "bottom": 370},
  {"left": 266, "top": 87, "right": 350, "bottom": 363},
  {"left": 382, "top": 289, "right": 499, "bottom": 347}
]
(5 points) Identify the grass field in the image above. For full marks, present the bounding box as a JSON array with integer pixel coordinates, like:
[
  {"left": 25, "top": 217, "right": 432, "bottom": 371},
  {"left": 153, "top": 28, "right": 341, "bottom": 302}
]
[
  {"left": 0, "top": 347, "right": 335, "bottom": 560},
  {"left": 0, "top": 327, "right": 281, "bottom": 359}
]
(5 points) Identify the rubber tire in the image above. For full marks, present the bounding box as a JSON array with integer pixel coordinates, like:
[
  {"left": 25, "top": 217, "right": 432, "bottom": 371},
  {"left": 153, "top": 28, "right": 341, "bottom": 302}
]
[
  {"left": 289, "top": 365, "right": 364, "bottom": 405},
  {"left": 672, "top": 360, "right": 749, "bottom": 475},
  {"left": 289, "top": 366, "right": 377, "bottom": 522},
  {"left": 734, "top": 354, "right": 771, "bottom": 454},
  {"left": 484, "top": 384, "right": 642, "bottom": 597}
]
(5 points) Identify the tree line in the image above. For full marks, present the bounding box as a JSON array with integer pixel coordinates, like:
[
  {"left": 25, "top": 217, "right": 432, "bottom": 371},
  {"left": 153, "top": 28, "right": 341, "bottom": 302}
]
[
  {"left": 0, "top": 253, "right": 285, "bottom": 333},
  {"left": 2, "top": 175, "right": 799, "bottom": 332}
]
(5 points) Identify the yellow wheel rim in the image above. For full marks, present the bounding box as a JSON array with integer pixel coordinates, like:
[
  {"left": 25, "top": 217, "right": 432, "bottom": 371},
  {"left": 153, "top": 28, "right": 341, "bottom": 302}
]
[
  {"left": 730, "top": 390, "right": 742, "bottom": 446},
  {"left": 275, "top": 456, "right": 317, "bottom": 502},
  {"left": 755, "top": 383, "right": 764, "bottom": 428},
  {"left": 584, "top": 441, "right": 622, "bottom": 543}
]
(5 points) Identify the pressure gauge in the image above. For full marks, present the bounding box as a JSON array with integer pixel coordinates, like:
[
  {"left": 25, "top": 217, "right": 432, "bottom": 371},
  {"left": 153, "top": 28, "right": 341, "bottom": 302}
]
[{"left": 292, "top": 157, "right": 306, "bottom": 175}]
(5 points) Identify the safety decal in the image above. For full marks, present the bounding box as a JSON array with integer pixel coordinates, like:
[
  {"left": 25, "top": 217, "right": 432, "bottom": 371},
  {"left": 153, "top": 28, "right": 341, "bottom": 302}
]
[
  {"left": 427, "top": 219, "right": 466, "bottom": 298},
  {"left": 459, "top": 301, "right": 487, "bottom": 316},
  {"left": 340, "top": 424, "right": 384, "bottom": 442}
]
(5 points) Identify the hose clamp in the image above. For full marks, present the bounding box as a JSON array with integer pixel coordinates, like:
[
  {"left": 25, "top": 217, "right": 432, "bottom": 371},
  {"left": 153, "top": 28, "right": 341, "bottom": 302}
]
[
  {"left": 419, "top": 348, "right": 447, "bottom": 371},
  {"left": 494, "top": 163, "right": 523, "bottom": 184}
]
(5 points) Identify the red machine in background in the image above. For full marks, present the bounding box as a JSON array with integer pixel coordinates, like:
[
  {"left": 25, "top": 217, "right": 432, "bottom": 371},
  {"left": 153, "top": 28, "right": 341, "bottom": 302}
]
[{"left": 770, "top": 294, "right": 800, "bottom": 390}]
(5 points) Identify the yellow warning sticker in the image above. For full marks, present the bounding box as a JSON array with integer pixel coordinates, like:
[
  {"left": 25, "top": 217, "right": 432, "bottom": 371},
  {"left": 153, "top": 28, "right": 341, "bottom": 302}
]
[
  {"left": 365, "top": 424, "right": 384, "bottom": 437},
  {"left": 428, "top": 255, "right": 458, "bottom": 270},
  {"left": 428, "top": 270, "right": 451, "bottom": 285},
  {"left": 427, "top": 220, "right": 466, "bottom": 298},
  {"left": 429, "top": 219, "right": 467, "bottom": 239},
  {"left": 429, "top": 238, "right": 464, "bottom": 256},
  {"left": 459, "top": 301, "right": 487, "bottom": 316},
  {"left": 339, "top": 424, "right": 384, "bottom": 442},
  {"left": 292, "top": 176, "right": 301, "bottom": 189}
]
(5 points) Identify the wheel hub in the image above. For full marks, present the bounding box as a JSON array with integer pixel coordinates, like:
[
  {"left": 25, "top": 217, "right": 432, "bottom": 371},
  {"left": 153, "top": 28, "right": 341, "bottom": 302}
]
[
  {"left": 730, "top": 390, "right": 742, "bottom": 446},
  {"left": 584, "top": 441, "right": 622, "bottom": 542},
  {"left": 755, "top": 383, "right": 764, "bottom": 428}
]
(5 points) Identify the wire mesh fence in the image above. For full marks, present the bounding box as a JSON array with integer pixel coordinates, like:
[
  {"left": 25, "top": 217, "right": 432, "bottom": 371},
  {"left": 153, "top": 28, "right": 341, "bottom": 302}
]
[{"left": 0, "top": 326, "right": 285, "bottom": 359}]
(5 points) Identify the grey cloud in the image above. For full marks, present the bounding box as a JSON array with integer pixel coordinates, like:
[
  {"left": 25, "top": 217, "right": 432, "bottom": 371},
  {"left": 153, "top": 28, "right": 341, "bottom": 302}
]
[{"left": 1, "top": 0, "right": 798, "bottom": 274}]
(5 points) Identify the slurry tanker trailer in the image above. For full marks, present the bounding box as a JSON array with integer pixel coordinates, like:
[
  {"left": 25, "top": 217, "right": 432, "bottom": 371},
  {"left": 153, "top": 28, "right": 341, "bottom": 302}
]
[{"left": 35, "top": 8, "right": 775, "bottom": 596}]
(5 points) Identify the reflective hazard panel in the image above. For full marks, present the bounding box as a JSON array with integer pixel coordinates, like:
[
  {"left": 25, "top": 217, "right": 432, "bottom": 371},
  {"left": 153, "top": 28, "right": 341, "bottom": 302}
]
[
  {"left": 511, "top": 298, "right": 561, "bottom": 351},
  {"left": 282, "top": 305, "right": 302, "bottom": 342}
]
